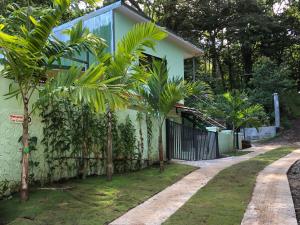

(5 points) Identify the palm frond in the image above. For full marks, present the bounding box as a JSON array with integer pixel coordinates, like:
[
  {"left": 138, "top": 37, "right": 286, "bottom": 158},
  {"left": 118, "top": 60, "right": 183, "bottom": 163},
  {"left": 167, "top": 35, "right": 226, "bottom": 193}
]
[
  {"left": 138, "top": 59, "right": 197, "bottom": 122},
  {"left": 27, "top": 0, "right": 71, "bottom": 53}
]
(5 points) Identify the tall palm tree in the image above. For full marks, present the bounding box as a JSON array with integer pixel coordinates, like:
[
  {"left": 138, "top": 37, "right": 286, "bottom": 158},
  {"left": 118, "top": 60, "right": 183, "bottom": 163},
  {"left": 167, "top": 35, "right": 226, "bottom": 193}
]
[
  {"left": 46, "top": 22, "right": 167, "bottom": 180},
  {"left": 138, "top": 59, "right": 197, "bottom": 172},
  {"left": 0, "top": 0, "right": 105, "bottom": 201}
]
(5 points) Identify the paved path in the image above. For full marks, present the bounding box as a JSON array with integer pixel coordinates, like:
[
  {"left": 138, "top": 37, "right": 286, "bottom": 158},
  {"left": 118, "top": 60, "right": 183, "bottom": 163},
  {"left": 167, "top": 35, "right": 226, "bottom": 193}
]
[
  {"left": 241, "top": 149, "right": 300, "bottom": 225},
  {"left": 110, "top": 144, "right": 280, "bottom": 225}
]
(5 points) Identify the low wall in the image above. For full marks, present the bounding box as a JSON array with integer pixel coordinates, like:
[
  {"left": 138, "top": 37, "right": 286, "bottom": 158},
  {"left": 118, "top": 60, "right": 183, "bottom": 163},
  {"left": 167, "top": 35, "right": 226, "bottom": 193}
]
[
  {"left": 242, "top": 126, "right": 277, "bottom": 141},
  {"left": 218, "top": 130, "right": 234, "bottom": 153},
  {"left": 206, "top": 128, "right": 243, "bottom": 153}
]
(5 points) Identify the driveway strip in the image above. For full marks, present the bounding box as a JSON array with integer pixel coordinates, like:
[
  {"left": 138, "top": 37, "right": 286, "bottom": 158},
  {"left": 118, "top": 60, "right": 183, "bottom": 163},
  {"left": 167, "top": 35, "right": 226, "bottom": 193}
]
[
  {"left": 241, "top": 149, "right": 300, "bottom": 225},
  {"left": 110, "top": 144, "right": 280, "bottom": 225}
]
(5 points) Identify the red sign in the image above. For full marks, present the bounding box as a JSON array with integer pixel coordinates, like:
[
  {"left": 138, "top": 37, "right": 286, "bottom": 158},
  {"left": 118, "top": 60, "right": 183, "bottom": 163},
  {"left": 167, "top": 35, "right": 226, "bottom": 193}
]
[
  {"left": 9, "top": 115, "right": 24, "bottom": 123},
  {"left": 9, "top": 115, "right": 31, "bottom": 123}
]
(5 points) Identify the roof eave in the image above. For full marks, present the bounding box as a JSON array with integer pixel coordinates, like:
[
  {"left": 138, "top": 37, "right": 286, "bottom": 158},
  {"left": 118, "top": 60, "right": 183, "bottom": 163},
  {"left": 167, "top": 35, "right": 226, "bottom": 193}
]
[{"left": 116, "top": 5, "right": 203, "bottom": 59}]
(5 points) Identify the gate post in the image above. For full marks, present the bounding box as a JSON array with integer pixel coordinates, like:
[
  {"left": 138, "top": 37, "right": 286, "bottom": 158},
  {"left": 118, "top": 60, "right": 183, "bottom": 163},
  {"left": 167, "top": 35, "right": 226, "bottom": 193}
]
[
  {"left": 166, "top": 119, "right": 170, "bottom": 161},
  {"left": 215, "top": 132, "right": 220, "bottom": 159}
]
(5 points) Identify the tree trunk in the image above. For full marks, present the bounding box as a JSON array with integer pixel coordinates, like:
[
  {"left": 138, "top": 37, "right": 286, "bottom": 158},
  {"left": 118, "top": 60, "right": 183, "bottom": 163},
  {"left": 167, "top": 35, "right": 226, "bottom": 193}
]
[
  {"left": 81, "top": 141, "right": 88, "bottom": 179},
  {"left": 211, "top": 41, "right": 218, "bottom": 79},
  {"left": 139, "top": 125, "right": 144, "bottom": 160},
  {"left": 158, "top": 126, "right": 164, "bottom": 172},
  {"left": 106, "top": 110, "right": 113, "bottom": 181},
  {"left": 217, "top": 58, "right": 226, "bottom": 91},
  {"left": 241, "top": 43, "right": 253, "bottom": 85},
  {"left": 146, "top": 115, "right": 152, "bottom": 167},
  {"left": 20, "top": 97, "right": 30, "bottom": 202}
]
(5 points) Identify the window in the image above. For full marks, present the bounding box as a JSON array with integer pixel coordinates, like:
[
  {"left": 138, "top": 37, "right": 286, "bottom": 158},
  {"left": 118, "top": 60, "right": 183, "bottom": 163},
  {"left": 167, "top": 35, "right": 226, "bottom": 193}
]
[{"left": 139, "top": 53, "right": 164, "bottom": 69}]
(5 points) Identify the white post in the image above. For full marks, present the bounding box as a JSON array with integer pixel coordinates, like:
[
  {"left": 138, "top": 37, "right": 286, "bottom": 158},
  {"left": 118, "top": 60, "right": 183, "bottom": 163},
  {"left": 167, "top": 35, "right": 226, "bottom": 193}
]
[{"left": 273, "top": 93, "right": 280, "bottom": 128}]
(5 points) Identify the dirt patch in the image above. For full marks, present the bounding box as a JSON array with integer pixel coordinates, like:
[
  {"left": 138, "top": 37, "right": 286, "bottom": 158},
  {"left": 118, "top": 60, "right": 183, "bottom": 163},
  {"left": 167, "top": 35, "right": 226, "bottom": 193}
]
[
  {"left": 264, "top": 119, "right": 300, "bottom": 147},
  {"left": 288, "top": 160, "right": 300, "bottom": 224}
]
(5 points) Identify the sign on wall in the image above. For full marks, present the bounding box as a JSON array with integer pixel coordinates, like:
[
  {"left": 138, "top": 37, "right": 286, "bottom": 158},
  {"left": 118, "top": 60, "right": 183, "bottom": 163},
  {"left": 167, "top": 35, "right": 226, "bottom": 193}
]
[{"left": 9, "top": 114, "right": 31, "bottom": 123}]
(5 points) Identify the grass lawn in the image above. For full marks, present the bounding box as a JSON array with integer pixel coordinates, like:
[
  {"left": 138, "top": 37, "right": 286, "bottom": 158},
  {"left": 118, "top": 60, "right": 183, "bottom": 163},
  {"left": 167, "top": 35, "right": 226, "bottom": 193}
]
[
  {"left": 223, "top": 150, "right": 253, "bottom": 157},
  {"left": 0, "top": 163, "right": 196, "bottom": 225},
  {"left": 164, "top": 147, "right": 295, "bottom": 225}
]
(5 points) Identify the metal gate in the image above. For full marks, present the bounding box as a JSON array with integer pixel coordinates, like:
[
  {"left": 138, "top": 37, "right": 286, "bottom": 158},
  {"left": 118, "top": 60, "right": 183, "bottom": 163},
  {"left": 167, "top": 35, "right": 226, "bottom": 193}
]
[{"left": 166, "top": 120, "right": 220, "bottom": 161}]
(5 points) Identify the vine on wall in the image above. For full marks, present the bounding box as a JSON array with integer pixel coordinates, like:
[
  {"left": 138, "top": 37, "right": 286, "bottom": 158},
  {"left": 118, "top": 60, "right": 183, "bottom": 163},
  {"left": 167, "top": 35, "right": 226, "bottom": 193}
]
[
  {"left": 1, "top": 101, "right": 155, "bottom": 198},
  {"left": 40, "top": 98, "right": 142, "bottom": 181},
  {"left": 146, "top": 113, "right": 153, "bottom": 165}
]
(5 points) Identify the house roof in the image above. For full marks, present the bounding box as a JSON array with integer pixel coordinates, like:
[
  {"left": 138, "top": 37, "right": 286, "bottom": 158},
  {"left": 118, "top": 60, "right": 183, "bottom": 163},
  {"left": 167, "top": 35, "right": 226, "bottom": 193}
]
[
  {"left": 175, "top": 104, "right": 226, "bottom": 129},
  {"left": 53, "top": 1, "right": 202, "bottom": 59}
]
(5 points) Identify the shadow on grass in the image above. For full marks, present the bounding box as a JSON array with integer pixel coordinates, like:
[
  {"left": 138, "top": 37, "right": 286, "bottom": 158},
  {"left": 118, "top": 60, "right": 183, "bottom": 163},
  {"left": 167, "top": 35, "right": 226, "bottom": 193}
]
[{"left": 0, "top": 164, "right": 196, "bottom": 225}]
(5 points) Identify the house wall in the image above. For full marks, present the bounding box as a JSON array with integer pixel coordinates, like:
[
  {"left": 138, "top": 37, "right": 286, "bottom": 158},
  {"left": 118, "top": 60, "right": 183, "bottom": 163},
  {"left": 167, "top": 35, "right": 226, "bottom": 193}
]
[
  {"left": 113, "top": 11, "right": 185, "bottom": 80},
  {"left": 0, "top": 75, "right": 48, "bottom": 197},
  {"left": 114, "top": 10, "right": 185, "bottom": 160},
  {"left": 0, "top": 9, "right": 188, "bottom": 197},
  {"left": 53, "top": 10, "right": 114, "bottom": 67}
]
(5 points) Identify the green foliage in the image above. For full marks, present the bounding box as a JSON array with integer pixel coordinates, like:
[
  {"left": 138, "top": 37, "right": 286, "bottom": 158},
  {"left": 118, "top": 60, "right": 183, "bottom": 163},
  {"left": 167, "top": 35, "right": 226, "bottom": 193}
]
[
  {"left": 45, "top": 22, "right": 167, "bottom": 113},
  {"left": 138, "top": 59, "right": 197, "bottom": 127},
  {"left": 115, "top": 116, "right": 138, "bottom": 172},
  {"left": 248, "top": 57, "right": 296, "bottom": 110},
  {"left": 208, "top": 91, "right": 268, "bottom": 131},
  {"left": 131, "top": 0, "right": 300, "bottom": 115},
  {"left": 18, "top": 135, "right": 39, "bottom": 182},
  {"left": 41, "top": 98, "right": 106, "bottom": 180},
  {"left": 0, "top": 180, "right": 19, "bottom": 199},
  {"left": 145, "top": 113, "right": 153, "bottom": 162},
  {"left": 40, "top": 97, "right": 141, "bottom": 180}
]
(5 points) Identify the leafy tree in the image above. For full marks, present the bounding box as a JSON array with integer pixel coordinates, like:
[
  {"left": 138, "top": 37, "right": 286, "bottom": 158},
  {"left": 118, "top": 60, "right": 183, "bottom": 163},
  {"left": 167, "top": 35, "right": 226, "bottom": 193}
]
[
  {"left": 248, "top": 57, "right": 296, "bottom": 115},
  {"left": 0, "top": 0, "right": 105, "bottom": 201},
  {"left": 138, "top": 59, "right": 197, "bottom": 171}
]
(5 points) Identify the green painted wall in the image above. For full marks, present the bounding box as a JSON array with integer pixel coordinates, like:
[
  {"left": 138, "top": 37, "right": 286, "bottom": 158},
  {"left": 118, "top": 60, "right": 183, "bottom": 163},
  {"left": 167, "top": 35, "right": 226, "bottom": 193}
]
[
  {"left": 0, "top": 75, "right": 48, "bottom": 196},
  {"left": 114, "top": 11, "right": 185, "bottom": 80},
  {"left": 114, "top": 10, "right": 185, "bottom": 159}
]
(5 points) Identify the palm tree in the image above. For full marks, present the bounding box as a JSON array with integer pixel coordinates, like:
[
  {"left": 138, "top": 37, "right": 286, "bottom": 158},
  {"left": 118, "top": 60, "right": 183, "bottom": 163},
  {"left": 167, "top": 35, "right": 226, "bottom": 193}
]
[
  {"left": 0, "top": 0, "right": 105, "bottom": 201},
  {"left": 212, "top": 91, "right": 268, "bottom": 149},
  {"left": 138, "top": 59, "right": 197, "bottom": 172},
  {"left": 46, "top": 22, "right": 167, "bottom": 180}
]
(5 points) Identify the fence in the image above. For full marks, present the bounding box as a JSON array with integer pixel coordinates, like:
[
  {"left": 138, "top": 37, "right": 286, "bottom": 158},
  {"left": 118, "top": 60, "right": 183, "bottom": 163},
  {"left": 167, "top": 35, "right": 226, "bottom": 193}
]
[{"left": 166, "top": 120, "right": 219, "bottom": 161}]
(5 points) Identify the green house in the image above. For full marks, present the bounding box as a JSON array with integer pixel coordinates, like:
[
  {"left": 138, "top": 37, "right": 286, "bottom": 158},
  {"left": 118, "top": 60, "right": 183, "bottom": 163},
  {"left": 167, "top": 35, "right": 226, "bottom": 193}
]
[
  {"left": 52, "top": 1, "right": 203, "bottom": 158},
  {"left": 0, "top": 1, "right": 202, "bottom": 190}
]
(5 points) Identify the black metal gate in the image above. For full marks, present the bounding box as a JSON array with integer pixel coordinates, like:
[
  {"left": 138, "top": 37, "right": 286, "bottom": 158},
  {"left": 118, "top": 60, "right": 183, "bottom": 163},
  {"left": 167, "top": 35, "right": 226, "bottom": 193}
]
[{"left": 166, "top": 120, "right": 219, "bottom": 161}]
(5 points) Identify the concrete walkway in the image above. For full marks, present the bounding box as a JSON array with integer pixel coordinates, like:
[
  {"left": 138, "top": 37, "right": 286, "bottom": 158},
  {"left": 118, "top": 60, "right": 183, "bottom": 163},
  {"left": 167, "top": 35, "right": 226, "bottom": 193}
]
[
  {"left": 241, "top": 149, "right": 300, "bottom": 225},
  {"left": 110, "top": 144, "right": 280, "bottom": 225}
]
